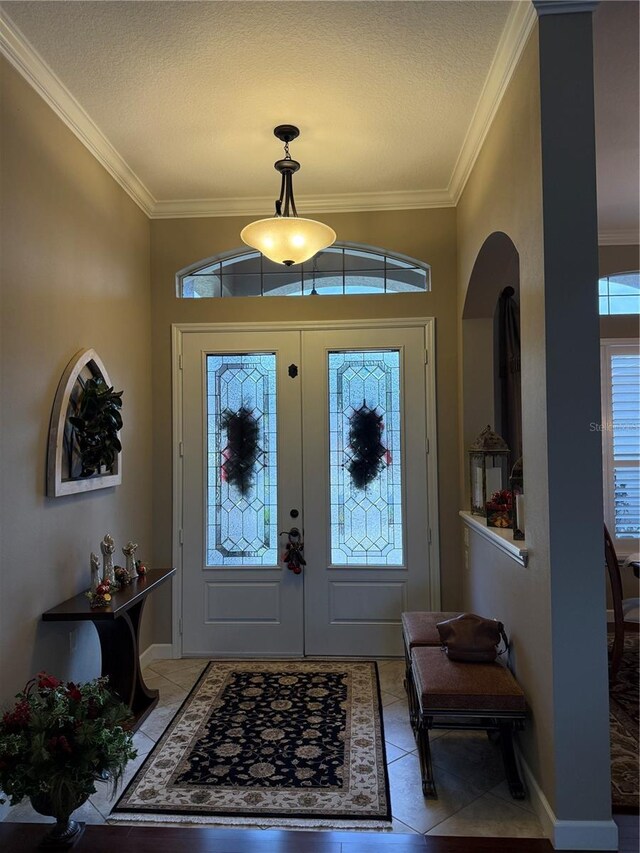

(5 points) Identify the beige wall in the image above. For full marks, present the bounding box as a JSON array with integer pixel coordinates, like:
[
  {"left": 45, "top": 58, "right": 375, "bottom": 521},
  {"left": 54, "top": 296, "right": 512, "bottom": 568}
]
[
  {"left": 0, "top": 59, "right": 153, "bottom": 705},
  {"left": 456, "top": 30, "right": 554, "bottom": 802},
  {"left": 149, "top": 208, "right": 459, "bottom": 638},
  {"left": 599, "top": 243, "right": 639, "bottom": 277}
]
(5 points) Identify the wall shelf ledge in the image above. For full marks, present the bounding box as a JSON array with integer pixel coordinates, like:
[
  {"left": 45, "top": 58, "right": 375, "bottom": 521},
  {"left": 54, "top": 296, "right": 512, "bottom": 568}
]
[{"left": 459, "top": 510, "right": 528, "bottom": 567}]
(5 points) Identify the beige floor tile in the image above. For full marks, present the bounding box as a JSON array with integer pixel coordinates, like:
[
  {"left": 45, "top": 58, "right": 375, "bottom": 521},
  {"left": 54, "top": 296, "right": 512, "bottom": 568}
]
[
  {"left": 377, "top": 660, "right": 407, "bottom": 700},
  {"left": 387, "top": 751, "right": 485, "bottom": 834},
  {"left": 132, "top": 730, "right": 156, "bottom": 757},
  {"left": 138, "top": 702, "right": 180, "bottom": 741},
  {"left": 426, "top": 792, "right": 545, "bottom": 837},
  {"left": 488, "top": 779, "right": 536, "bottom": 814},
  {"left": 147, "top": 658, "right": 208, "bottom": 677},
  {"left": 380, "top": 689, "right": 400, "bottom": 707},
  {"left": 429, "top": 729, "right": 506, "bottom": 793},
  {"left": 143, "top": 672, "right": 189, "bottom": 706},
  {"left": 390, "top": 817, "right": 419, "bottom": 834},
  {"left": 163, "top": 666, "right": 208, "bottom": 691},
  {"left": 384, "top": 741, "right": 408, "bottom": 764},
  {"left": 382, "top": 698, "right": 417, "bottom": 753}
]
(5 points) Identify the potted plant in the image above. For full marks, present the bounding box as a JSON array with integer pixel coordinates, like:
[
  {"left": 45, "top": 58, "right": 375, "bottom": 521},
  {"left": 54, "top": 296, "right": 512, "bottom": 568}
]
[
  {"left": 69, "top": 376, "right": 123, "bottom": 478},
  {"left": 0, "top": 673, "right": 136, "bottom": 848}
]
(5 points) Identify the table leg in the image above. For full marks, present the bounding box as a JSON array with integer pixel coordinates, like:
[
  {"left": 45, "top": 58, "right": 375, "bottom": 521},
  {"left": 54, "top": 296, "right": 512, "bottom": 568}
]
[{"left": 93, "top": 598, "right": 159, "bottom": 730}]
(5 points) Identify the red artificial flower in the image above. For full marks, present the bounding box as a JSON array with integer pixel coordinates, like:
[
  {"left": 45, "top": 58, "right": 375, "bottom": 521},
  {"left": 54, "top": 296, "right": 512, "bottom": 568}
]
[
  {"left": 489, "top": 489, "right": 513, "bottom": 508},
  {"left": 66, "top": 683, "right": 82, "bottom": 703},
  {"left": 2, "top": 700, "right": 31, "bottom": 731},
  {"left": 37, "top": 672, "right": 61, "bottom": 690}
]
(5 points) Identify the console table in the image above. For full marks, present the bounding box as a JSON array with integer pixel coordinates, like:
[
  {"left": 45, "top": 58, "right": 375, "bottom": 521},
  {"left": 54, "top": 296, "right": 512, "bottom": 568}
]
[{"left": 42, "top": 568, "right": 175, "bottom": 730}]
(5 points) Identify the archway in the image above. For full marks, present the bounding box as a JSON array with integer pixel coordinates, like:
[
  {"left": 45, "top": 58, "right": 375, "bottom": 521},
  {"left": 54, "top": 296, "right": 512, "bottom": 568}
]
[{"left": 462, "top": 232, "right": 521, "bottom": 501}]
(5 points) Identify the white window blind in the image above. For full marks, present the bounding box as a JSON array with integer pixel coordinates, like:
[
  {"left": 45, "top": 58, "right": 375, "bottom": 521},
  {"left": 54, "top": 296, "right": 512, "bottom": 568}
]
[{"left": 601, "top": 340, "right": 640, "bottom": 548}]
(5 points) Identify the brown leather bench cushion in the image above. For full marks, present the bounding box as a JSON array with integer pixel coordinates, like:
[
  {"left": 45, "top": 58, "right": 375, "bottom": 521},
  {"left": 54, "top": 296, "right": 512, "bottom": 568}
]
[
  {"left": 401, "top": 611, "right": 462, "bottom": 649},
  {"left": 412, "top": 646, "right": 526, "bottom": 713}
]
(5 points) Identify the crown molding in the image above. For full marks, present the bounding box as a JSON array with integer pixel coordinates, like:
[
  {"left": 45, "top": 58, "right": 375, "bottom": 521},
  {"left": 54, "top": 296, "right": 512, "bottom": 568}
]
[
  {"left": 533, "top": 1, "right": 599, "bottom": 16},
  {"left": 0, "top": 11, "right": 155, "bottom": 216},
  {"left": 150, "top": 189, "right": 454, "bottom": 219},
  {"left": 1, "top": 4, "right": 537, "bottom": 219},
  {"left": 598, "top": 229, "right": 640, "bottom": 246},
  {"left": 448, "top": 1, "right": 538, "bottom": 205}
]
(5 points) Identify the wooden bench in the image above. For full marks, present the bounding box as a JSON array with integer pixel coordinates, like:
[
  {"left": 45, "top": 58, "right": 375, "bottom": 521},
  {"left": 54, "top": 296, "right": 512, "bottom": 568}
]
[
  {"left": 410, "top": 646, "right": 527, "bottom": 800},
  {"left": 401, "top": 611, "right": 461, "bottom": 730}
]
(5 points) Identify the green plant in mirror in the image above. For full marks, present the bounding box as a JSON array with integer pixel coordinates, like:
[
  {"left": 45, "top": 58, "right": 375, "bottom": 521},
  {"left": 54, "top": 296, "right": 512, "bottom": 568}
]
[{"left": 69, "top": 377, "right": 123, "bottom": 477}]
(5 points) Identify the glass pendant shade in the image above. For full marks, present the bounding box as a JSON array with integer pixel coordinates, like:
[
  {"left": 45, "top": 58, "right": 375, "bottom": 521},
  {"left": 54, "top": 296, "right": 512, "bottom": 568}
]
[{"left": 241, "top": 216, "right": 336, "bottom": 267}]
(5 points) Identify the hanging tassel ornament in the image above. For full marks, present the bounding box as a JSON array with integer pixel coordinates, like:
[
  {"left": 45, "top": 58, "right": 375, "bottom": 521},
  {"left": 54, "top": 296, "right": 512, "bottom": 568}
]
[
  {"left": 220, "top": 406, "right": 263, "bottom": 496},
  {"left": 346, "top": 401, "right": 389, "bottom": 490}
]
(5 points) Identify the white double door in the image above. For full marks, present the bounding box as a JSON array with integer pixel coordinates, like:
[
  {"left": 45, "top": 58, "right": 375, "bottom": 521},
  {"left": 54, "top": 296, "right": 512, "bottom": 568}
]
[{"left": 180, "top": 323, "right": 435, "bottom": 658}]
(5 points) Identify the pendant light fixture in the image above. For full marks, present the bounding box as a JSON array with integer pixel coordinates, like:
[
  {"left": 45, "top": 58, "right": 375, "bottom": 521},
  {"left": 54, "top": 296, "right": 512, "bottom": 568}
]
[{"left": 240, "top": 125, "right": 336, "bottom": 266}]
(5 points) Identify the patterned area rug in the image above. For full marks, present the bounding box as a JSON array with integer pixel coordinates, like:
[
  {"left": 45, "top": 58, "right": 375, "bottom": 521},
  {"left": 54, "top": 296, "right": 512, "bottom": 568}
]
[
  {"left": 610, "top": 633, "right": 639, "bottom": 813},
  {"left": 112, "top": 660, "right": 391, "bottom": 828}
]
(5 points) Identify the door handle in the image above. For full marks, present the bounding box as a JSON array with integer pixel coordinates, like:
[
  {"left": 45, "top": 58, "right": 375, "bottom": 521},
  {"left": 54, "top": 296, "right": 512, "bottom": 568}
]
[{"left": 280, "top": 527, "right": 305, "bottom": 575}]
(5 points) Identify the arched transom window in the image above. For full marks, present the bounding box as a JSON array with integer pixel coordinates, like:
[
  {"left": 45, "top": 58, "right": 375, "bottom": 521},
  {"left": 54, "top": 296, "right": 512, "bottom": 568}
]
[
  {"left": 178, "top": 242, "right": 430, "bottom": 298},
  {"left": 599, "top": 271, "right": 640, "bottom": 315}
]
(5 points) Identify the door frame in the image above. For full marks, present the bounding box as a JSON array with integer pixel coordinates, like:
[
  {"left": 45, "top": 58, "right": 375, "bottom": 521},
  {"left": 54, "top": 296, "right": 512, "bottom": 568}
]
[{"left": 171, "top": 318, "right": 441, "bottom": 659}]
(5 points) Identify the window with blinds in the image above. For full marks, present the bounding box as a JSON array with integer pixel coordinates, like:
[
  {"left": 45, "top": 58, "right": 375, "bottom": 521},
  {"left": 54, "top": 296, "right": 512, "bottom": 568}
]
[{"left": 601, "top": 340, "right": 640, "bottom": 548}]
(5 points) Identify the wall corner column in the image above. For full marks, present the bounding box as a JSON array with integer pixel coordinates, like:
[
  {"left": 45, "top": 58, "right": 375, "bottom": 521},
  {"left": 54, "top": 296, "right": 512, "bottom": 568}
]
[{"left": 533, "top": 1, "right": 617, "bottom": 848}]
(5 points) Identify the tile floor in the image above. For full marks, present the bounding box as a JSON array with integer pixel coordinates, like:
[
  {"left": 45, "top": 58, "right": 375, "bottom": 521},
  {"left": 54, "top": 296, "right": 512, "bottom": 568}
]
[{"left": 3, "top": 658, "right": 545, "bottom": 839}]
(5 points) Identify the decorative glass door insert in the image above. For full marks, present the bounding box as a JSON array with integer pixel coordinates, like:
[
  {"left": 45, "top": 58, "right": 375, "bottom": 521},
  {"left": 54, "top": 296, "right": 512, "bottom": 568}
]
[
  {"left": 206, "top": 353, "right": 278, "bottom": 566},
  {"left": 328, "top": 350, "right": 403, "bottom": 565}
]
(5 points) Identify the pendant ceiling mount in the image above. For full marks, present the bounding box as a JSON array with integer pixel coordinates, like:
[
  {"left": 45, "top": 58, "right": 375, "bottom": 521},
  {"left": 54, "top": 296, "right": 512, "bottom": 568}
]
[
  {"left": 240, "top": 125, "right": 336, "bottom": 267},
  {"left": 273, "top": 124, "right": 300, "bottom": 144}
]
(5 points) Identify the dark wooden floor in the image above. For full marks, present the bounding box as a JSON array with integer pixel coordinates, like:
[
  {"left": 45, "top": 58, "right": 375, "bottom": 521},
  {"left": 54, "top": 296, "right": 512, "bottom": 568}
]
[{"left": 1, "top": 817, "right": 637, "bottom": 853}]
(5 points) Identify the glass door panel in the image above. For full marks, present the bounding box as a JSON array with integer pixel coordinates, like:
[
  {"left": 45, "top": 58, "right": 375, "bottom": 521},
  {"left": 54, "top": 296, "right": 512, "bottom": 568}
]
[
  {"left": 206, "top": 353, "right": 278, "bottom": 566},
  {"left": 328, "top": 350, "right": 403, "bottom": 565}
]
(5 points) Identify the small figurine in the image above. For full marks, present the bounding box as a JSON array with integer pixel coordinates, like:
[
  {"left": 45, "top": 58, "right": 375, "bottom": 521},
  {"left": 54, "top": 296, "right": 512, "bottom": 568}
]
[
  {"left": 135, "top": 559, "right": 147, "bottom": 576},
  {"left": 122, "top": 542, "right": 138, "bottom": 577},
  {"left": 100, "top": 534, "right": 116, "bottom": 585},
  {"left": 90, "top": 552, "right": 100, "bottom": 593}
]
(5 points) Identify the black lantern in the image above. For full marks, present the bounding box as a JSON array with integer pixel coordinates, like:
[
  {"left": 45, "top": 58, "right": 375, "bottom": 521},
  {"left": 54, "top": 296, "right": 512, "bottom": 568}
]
[
  {"left": 510, "top": 457, "right": 525, "bottom": 540},
  {"left": 468, "top": 425, "right": 510, "bottom": 517}
]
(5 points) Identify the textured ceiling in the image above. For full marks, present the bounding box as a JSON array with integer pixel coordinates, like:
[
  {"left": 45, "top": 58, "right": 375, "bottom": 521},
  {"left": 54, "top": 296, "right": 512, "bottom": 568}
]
[
  {"left": 593, "top": 0, "right": 640, "bottom": 239},
  {"left": 1, "top": 0, "right": 511, "bottom": 202},
  {"left": 1, "top": 1, "right": 637, "bottom": 235}
]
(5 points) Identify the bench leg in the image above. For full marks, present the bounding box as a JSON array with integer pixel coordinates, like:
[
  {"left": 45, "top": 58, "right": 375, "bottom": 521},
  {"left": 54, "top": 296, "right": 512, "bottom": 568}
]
[
  {"left": 417, "top": 715, "right": 438, "bottom": 798},
  {"left": 498, "top": 721, "right": 525, "bottom": 799},
  {"left": 406, "top": 669, "right": 419, "bottom": 735},
  {"left": 404, "top": 642, "right": 419, "bottom": 735}
]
